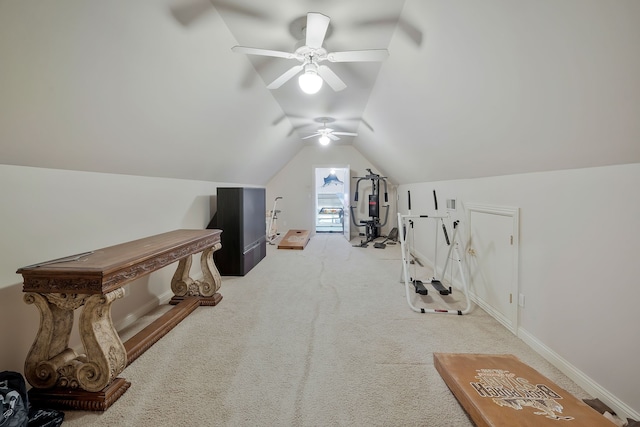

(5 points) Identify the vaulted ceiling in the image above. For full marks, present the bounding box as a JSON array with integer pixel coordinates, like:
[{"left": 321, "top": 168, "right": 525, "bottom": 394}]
[{"left": 1, "top": 0, "right": 639, "bottom": 185}]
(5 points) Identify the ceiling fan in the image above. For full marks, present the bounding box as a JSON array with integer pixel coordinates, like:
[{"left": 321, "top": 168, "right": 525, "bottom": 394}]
[
  {"left": 302, "top": 125, "right": 358, "bottom": 145},
  {"left": 232, "top": 12, "right": 389, "bottom": 94},
  {"left": 170, "top": 1, "right": 267, "bottom": 27}
]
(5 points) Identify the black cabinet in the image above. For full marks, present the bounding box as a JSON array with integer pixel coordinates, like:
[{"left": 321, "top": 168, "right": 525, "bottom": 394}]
[{"left": 208, "top": 187, "right": 266, "bottom": 276}]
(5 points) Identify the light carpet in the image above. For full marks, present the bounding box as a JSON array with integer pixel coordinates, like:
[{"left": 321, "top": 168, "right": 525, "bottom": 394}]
[{"left": 62, "top": 234, "right": 590, "bottom": 426}]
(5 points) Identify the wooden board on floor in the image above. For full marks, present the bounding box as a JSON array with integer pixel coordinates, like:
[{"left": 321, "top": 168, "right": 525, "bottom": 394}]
[
  {"left": 277, "top": 229, "right": 310, "bottom": 250},
  {"left": 433, "top": 353, "right": 614, "bottom": 427}
]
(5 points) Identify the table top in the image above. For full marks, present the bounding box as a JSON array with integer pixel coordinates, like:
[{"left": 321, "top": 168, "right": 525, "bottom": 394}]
[{"left": 18, "top": 229, "right": 222, "bottom": 294}]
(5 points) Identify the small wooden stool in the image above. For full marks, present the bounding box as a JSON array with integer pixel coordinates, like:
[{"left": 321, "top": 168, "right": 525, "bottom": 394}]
[{"left": 277, "top": 229, "right": 310, "bottom": 250}]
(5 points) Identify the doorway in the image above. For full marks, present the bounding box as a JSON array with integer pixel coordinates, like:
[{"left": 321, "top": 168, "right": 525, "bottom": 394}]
[{"left": 314, "top": 166, "right": 350, "bottom": 241}]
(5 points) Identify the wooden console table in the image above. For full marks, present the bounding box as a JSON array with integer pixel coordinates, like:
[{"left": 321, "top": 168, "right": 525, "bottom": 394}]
[{"left": 17, "top": 229, "right": 223, "bottom": 411}]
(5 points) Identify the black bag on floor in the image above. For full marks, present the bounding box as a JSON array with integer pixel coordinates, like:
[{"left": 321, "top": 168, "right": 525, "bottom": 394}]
[{"left": 0, "top": 371, "right": 29, "bottom": 427}]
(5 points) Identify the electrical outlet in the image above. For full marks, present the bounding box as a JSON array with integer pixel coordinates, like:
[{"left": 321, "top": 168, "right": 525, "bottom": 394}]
[{"left": 518, "top": 293, "right": 525, "bottom": 307}]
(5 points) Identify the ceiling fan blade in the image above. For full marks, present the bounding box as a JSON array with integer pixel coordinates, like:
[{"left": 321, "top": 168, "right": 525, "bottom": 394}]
[
  {"left": 273, "top": 113, "right": 308, "bottom": 126},
  {"left": 328, "top": 134, "right": 340, "bottom": 141},
  {"left": 170, "top": 0, "right": 214, "bottom": 26},
  {"left": 216, "top": 3, "right": 270, "bottom": 20},
  {"left": 171, "top": 1, "right": 269, "bottom": 27},
  {"left": 342, "top": 117, "right": 375, "bottom": 132},
  {"left": 267, "top": 65, "right": 304, "bottom": 89},
  {"left": 305, "top": 13, "right": 330, "bottom": 49},
  {"left": 317, "top": 65, "right": 347, "bottom": 92},
  {"left": 354, "top": 18, "right": 423, "bottom": 46},
  {"left": 302, "top": 133, "right": 322, "bottom": 140},
  {"left": 333, "top": 132, "right": 358, "bottom": 137},
  {"left": 232, "top": 46, "right": 296, "bottom": 60},
  {"left": 361, "top": 119, "right": 374, "bottom": 132},
  {"left": 287, "top": 124, "right": 310, "bottom": 137},
  {"left": 327, "top": 49, "right": 389, "bottom": 63}
]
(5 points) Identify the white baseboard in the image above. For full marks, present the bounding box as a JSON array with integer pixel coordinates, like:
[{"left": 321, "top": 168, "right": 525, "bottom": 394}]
[
  {"left": 409, "top": 249, "right": 638, "bottom": 421},
  {"left": 518, "top": 327, "right": 639, "bottom": 421},
  {"left": 468, "top": 292, "right": 515, "bottom": 333}
]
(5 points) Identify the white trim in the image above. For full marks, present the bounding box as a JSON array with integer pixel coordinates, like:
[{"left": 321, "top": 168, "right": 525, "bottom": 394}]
[
  {"left": 472, "top": 294, "right": 513, "bottom": 332},
  {"left": 518, "top": 327, "right": 640, "bottom": 421}
]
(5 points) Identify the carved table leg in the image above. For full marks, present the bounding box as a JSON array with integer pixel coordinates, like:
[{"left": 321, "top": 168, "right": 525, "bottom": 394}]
[
  {"left": 24, "top": 290, "right": 129, "bottom": 410},
  {"left": 76, "top": 291, "right": 127, "bottom": 391},
  {"left": 23, "top": 292, "right": 78, "bottom": 389},
  {"left": 170, "top": 242, "right": 223, "bottom": 306}
]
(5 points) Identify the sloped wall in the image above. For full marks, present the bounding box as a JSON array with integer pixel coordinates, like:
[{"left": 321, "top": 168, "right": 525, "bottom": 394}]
[
  {"left": 397, "top": 163, "right": 640, "bottom": 419},
  {"left": 0, "top": 164, "right": 229, "bottom": 374}
]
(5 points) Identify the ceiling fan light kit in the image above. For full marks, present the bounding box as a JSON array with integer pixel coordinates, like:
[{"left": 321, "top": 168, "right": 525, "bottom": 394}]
[{"left": 298, "top": 63, "right": 323, "bottom": 94}]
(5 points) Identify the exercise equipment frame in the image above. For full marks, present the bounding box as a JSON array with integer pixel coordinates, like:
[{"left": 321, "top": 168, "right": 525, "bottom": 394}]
[
  {"left": 397, "top": 211, "right": 472, "bottom": 315},
  {"left": 349, "top": 168, "right": 390, "bottom": 247}
]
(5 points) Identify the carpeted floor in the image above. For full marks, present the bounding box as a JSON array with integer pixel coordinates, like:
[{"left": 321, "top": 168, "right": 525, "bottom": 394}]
[{"left": 61, "top": 233, "right": 591, "bottom": 426}]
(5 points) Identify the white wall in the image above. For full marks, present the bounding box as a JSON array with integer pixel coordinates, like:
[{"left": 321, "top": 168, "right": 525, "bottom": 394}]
[
  {"left": 398, "top": 163, "right": 640, "bottom": 419},
  {"left": 0, "top": 165, "right": 234, "bottom": 374},
  {"left": 266, "top": 145, "right": 397, "bottom": 240}
]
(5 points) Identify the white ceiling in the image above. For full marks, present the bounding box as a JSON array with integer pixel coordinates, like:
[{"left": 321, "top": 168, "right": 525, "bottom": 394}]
[{"left": 1, "top": 0, "right": 639, "bottom": 185}]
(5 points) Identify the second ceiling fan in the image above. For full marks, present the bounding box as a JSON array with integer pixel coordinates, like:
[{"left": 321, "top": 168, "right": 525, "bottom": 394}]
[
  {"left": 302, "top": 125, "right": 358, "bottom": 145},
  {"left": 232, "top": 12, "right": 389, "bottom": 94}
]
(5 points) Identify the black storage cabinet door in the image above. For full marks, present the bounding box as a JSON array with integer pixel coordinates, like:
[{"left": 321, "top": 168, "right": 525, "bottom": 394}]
[{"left": 210, "top": 187, "right": 266, "bottom": 276}]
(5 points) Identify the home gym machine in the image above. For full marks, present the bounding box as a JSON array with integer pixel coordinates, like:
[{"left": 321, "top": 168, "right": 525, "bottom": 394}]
[
  {"left": 350, "top": 169, "right": 390, "bottom": 248},
  {"left": 397, "top": 190, "right": 471, "bottom": 314}
]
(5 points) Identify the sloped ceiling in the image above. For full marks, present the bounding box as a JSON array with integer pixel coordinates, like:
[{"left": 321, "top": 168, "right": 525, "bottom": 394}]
[
  {"left": 1, "top": 0, "right": 639, "bottom": 186},
  {"left": 361, "top": 0, "right": 640, "bottom": 184}
]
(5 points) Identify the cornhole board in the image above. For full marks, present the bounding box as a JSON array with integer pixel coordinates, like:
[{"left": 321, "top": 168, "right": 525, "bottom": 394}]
[
  {"left": 433, "top": 353, "right": 614, "bottom": 427},
  {"left": 277, "top": 229, "right": 310, "bottom": 250}
]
